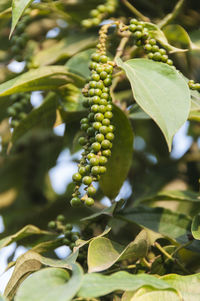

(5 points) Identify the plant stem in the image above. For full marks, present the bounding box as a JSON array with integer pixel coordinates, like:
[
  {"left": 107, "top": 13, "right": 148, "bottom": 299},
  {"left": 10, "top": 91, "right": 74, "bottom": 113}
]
[
  {"left": 158, "top": 0, "right": 186, "bottom": 28},
  {"left": 141, "top": 257, "right": 151, "bottom": 269},
  {"left": 121, "top": 0, "right": 150, "bottom": 22},
  {"left": 154, "top": 242, "right": 191, "bottom": 274}
]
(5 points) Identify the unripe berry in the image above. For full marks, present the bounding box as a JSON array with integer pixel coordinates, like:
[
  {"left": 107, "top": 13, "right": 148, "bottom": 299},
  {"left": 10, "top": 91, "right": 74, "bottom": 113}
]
[
  {"left": 101, "top": 139, "right": 112, "bottom": 149},
  {"left": 72, "top": 172, "right": 82, "bottom": 182},
  {"left": 82, "top": 176, "right": 92, "bottom": 185},
  {"left": 85, "top": 197, "right": 94, "bottom": 206},
  {"left": 90, "top": 157, "right": 99, "bottom": 166},
  {"left": 91, "top": 142, "right": 101, "bottom": 152},
  {"left": 95, "top": 133, "right": 104, "bottom": 142},
  {"left": 87, "top": 185, "right": 96, "bottom": 196}
]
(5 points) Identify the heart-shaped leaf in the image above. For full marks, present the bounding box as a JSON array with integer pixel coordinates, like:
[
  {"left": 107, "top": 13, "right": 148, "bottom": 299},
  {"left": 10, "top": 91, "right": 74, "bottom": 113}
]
[{"left": 116, "top": 58, "right": 190, "bottom": 151}]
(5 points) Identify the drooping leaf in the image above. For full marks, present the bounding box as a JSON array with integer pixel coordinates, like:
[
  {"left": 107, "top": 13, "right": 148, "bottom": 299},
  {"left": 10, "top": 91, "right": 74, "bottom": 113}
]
[
  {"left": 119, "top": 206, "right": 200, "bottom": 250},
  {"left": 88, "top": 230, "right": 148, "bottom": 273},
  {"left": 78, "top": 271, "right": 175, "bottom": 298},
  {"left": 0, "top": 225, "right": 51, "bottom": 250},
  {"left": 0, "top": 66, "right": 84, "bottom": 97},
  {"left": 32, "top": 36, "right": 96, "bottom": 67},
  {"left": 191, "top": 214, "right": 200, "bottom": 240},
  {"left": 15, "top": 264, "right": 83, "bottom": 301},
  {"left": 99, "top": 105, "right": 133, "bottom": 199},
  {"left": 116, "top": 58, "right": 190, "bottom": 150},
  {"left": 10, "top": 0, "right": 34, "bottom": 37},
  {"left": 128, "top": 287, "right": 180, "bottom": 301},
  {"left": 141, "top": 190, "right": 200, "bottom": 204}
]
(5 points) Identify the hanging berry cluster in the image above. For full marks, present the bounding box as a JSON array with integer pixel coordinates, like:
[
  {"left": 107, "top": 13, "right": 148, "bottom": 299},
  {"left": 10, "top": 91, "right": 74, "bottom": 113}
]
[
  {"left": 188, "top": 80, "right": 200, "bottom": 91},
  {"left": 48, "top": 215, "right": 80, "bottom": 251},
  {"left": 81, "top": 0, "right": 118, "bottom": 28},
  {"left": 129, "top": 18, "right": 173, "bottom": 66},
  {"left": 10, "top": 14, "right": 31, "bottom": 62},
  {"left": 70, "top": 26, "right": 115, "bottom": 208},
  {"left": 7, "top": 93, "right": 31, "bottom": 128}
]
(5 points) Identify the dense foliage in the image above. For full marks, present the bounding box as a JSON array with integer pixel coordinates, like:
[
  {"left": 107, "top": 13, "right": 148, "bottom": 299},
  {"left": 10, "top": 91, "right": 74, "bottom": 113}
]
[{"left": 0, "top": 0, "right": 200, "bottom": 300}]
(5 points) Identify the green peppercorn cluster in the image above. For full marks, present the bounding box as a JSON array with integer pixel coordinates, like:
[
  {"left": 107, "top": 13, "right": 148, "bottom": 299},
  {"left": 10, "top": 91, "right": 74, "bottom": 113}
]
[
  {"left": 129, "top": 18, "right": 173, "bottom": 66},
  {"left": 71, "top": 52, "right": 114, "bottom": 207},
  {"left": 48, "top": 215, "right": 80, "bottom": 251},
  {"left": 10, "top": 15, "right": 31, "bottom": 62},
  {"left": 7, "top": 93, "right": 30, "bottom": 128},
  {"left": 188, "top": 80, "right": 200, "bottom": 91},
  {"left": 81, "top": 0, "right": 117, "bottom": 28}
]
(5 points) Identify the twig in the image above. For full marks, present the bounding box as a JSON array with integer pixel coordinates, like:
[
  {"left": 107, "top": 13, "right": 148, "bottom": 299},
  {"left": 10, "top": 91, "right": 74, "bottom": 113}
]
[
  {"left": 141, "top": 257, "right": 151, "bottom": 269},
  {"left": 121, "top": 0, "right": 150, "bottom": 22},
  {"left": 154, "top": 242, "right": 191, "bottom": 274},
  {"left": 158, "top": 0, "right": 186, "bottom": 28}
]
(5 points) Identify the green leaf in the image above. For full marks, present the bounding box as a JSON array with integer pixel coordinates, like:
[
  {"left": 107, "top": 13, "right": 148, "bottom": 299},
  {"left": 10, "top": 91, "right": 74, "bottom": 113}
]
[
  {"left": 78, "top": 271, "right": 174, "bottom": 298},
  {"left": 15, "top": 264, "right": 83, "bottom": 301},
  {"left": 163, "top": 273, "right": 200, "bottom": 301},
  {"left": 128, "top": 287, "right": 180, "bottom": 301},
  {"left": 144, "top": 22, "right": 187, "bottom": 53},
  {"left": 0, "top": 225, "right": 50, "bottom": 250},
  {"left": 32, "top": 35, "right": 96, "bottom": 67},
  {"left": 88, "top": 230, "right": 148, "bottom": 273},
  {"left": 0, "top": 66, "right": 84, "bottom": 97},
  {"left": 141, "top": 190, "right": 200, "bottom": 203},
  {"left": 191, "top": 214, "right": 200, "bottom": 240},
  {"left": 116, "top": 58, "right": 190, "bottom": 151},
  {"left": 128, "top": 104, "right": 150, "bottom": 120},
  {"left": 99, "top": 105, "right": 133, "bottom": 199},
  {"left": 66, "top": 48, "right": 95, "bottom": 78},
  {"left": 119, "top": 206, "right": 198, "bottom": 248},
  {"left": 10, "top": 0, "right": 34, "bottom": 37}
]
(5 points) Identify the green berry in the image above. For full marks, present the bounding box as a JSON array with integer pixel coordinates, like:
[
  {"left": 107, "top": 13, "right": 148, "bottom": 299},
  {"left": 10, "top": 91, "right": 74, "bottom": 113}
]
[
  {"left": 90, "top": 157, "right": 99, "bottom": 166},
  {"left": 108, "top": 125, "right": 114, "bottom": 132},
  {"left": 106, "top": 132, "right": 114, "bottom": 141},
  {"left": 70, "top": 196, "right": 81, "bottom": 207},
  {"left": 159, "top": 48, "right": 166, "bottom": 55},
  {"left": 87, "top": 153, "right": 95, "bottom": 160},
  {"left": 104, "top": 111, "right": 113, "bottom": 119},
  {"left": 130, "top": 18, "right": 138, "bottom": 25},
  {"left": 89, "top": 62, "right": 98, "bottom": 70},
  {"left": 79, "top": 166, "right": 86, "bottom": 175},
  {"left": 99, "top": 166, "right": 106, "bottom": 174},
  {"left": 101, "top": 92, "right": 109, "bottom": 100},
  {"left": 90, "top": 9, "right": 99, "bottom": 17},
  {"left": 82, "top": 176, "right": 92, "bottom": 185},
  {"left": 144, "top": 44, "right": 152, "bottom": 52},
  {"left": 93, "top": 121, "right": 102, "bottom": 130},
  {"left": 101, "top": 139, "right": 112, "bottom": 149},
  {"left": 78, "top": 136, "right": 87, "bottom": 145},
  {"left": 88, "top": 112, "right": 95, "bottom": 121},
  {"left": 70, "top": 242, "right": 76, "bottom": 249},
  {"left": 99, "top": 126, "right": 108, "bottom": 134},
  {"left": 104, "top": 78, "right": 112, "bottom": 86},
  {"left": 89, "top": 81, "right": 97, "bottom": 88},
  {"left": 106, "top": 104, "right": 112, "bottom": 111},
  {"left": 94, "top": 113, "right": 104, "bottom": 122},
  {"left": 99, "top": 156, "right": 108, "bottom": 165},
  {"left": 96, "top": 66, "right": 104, "bottom": 74},
  {"left": 81, "top": 123, "right": 89, "bottom": 131},
  {"left": 92, "top": 96, "right": 100, "bottom": 104},
  {"left": 87, "top": 127, "right": 95, "bottom": 136},
  {"left": 99, "top": 98, "right": 107, "bottom": 105},
  {"left": 129, "top": 24, "right": 137, "bottom": 32},
  {"left": 72, "top": 172, "right": 82, "bottom": 182},
  {"left": 133, "top": 31, "right": 143, "bottom": 39},
  {"left": 83, "top": 99, "right": 90, "bottom": 108},
  {"left": 96, "top": 81, "right": 104, "bottom": 89},
  {"left": 57, "top": 215, "right": 65, "bottom": 222},
  {"left": 91, "top": 104, "right": 99, "bottom": 113},
  {"left": 71, "top": 234, "right": 79, "bottom": 242},
  {"left": 104, "top": 65, "right": 113, "bottom": 74},
  {"left": 87, "top": 186, "right": 96, "bottom": 196},
  {"left": 94, "top": 88, "right": 102, "bottom": 96},
  {"left": 92, "top": 142, "right": 101, "bottom": 152},
  {"left": 102, "top": 149, "right": 111, "bottom": 157},
  {"left": 92, "top": 73, "right": 100, "bottom": 81},
  {"left": 98, "top": 105, "right": 107, "bottom": 113},
  {"left": 65, "top": 223, "right": 73, "bottom": 230},
  {"left": 153, "top": 52, "right": 162, "bottom": 61},
  {"left": 95, "top": 133, "right": 104, "bottom": 142},
  {"left": 148, "top": 52, "right": 154, "bottom": 59},
  {"left": 88, "top": 88, "right": 95, "bottom": 96},
  {"left": 91, "top": 53, "right": 100, "bottom": 62},
  {"left": 48, "top": 221, "right": 56, "bottom": 229},
  {"left": 167, "top": 59, "right": 173, "bottom": 66},
  {"left": 7, "top": 107, "right": 16, "bottom": 116},
  {"left": 100, "top": 55, "right": 108, "bottom": 63},
  {"left": 85, "top": 197, "right": 95, "bottom": 206},
  {"left": 102, "top": 118, "right": 110, "bottom": 126},
  {"left": 161, "top": 54, "right": 168, "bottom": 63},
  {"left": 100, "top": 71, "right": 108, "bottom": 80},
  {"left": 152, "top": 45, "right": 159, "bottom": 52},
  {"left": 89, "top": 137, "right": 95, "bottom": 144},
  {"left": 149, "top": 39, "right": 156, "bottom": 45},
  {"left": 91, "top": 166, "right": 100, "bottom": 175},
  {"left": 82, "top": 19, "right": 93, "bottom": 28},
  {"left": 102, "top": 87, "right": 109, "bottom": 93}
]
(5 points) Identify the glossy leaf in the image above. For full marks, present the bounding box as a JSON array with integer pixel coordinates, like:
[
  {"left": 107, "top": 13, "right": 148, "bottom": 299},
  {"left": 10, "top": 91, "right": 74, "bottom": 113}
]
[
  {"left": 0, "top": 66, "right": 84, "bottom": 97},
  {"left": 129, "top": 288, "right": 179, "bottom": 301},
  {"left": 141, "top": 190, "right": 200, "bottom": 203},
  {"left": 99, "top": 105, "right": 133, "bottom": 199},
  {"left": 191, "top": 214, "right": 200, "bottom": 240},
  {"left": 15, "top": 264, "right": 83, "bottom": 301},
  {"left": 116, "top": 58, "right": 190, "bottom": 150},
  {"left": 0, "top": 225, "right": 50, "bottom": 250},
  {"left": 78, "top": 271, "right": 174, "bottom": 298},
  {"left": 10, "top": 0, "right": 34, "bottom": 37},
  {"left": 88, "top": 230, "right": 148, "bottom": 272}
]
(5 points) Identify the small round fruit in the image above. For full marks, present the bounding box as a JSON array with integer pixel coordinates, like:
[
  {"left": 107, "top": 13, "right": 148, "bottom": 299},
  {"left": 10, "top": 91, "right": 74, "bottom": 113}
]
[
  {"left": 93, "top": 122, "right": 102, "bottom": 130},
  {"left": 78, "top": 136, "right": 87, "bottom": 145},
  {"left": 100, "top": 71, "right": 108, "bottom": 80},
  {"left": 99, "top": 166, "right": 106, "bottom": 174},
  {"left": 99, "top": 156, "right": 108, "bottom": 165},
  {"left": 48, "top": 221, "right": 56, "bottom": 229},
  {"left": 57, "top": 214, "right": 65, "bottom": 222},
  {"left": 91, "top": 53, "right": 100, "bottom": 62},
  {"left": 65, "top": 223, "right": 73, "bottom": 230},
  {"left": 87, "top": 186, "right": 96, "bottom": 196},
  {"left": 101, "top": 139, "right": 112, "bottom": 149},
  {"left": 72, "top": 172, "right": 82, "bottom": 182},
  {"left": 85, "top": 197, "right": 94, "bottom": 206},
  {"left": 99, "top": 126, "right": 108, "bottom": 134},
  {"left": 79, "top": 166, "right": 86, "bottom": 175},
  {"left": 91, "top": 142, "right": 101, "bottom": 152},
  {"left": 100, "top": 55, "right": 108, "bottom": 63},
  {"left": 91, "top": 166, "right": 100, "bottom": 175},
  {"left": 87, "top": 153, "right": 95, "bottom": 160},
  {"left": 102, "top": 149, "right": 111, "bottom": 157},
  {"left": 90, "top": 157, "right": 99, "bottom": 166},
  {"left": 102, "top": 118, "right": 110, "bottom": 126},
  {"left": 104, "top": 78, "right": 112, "bottom": 86},
  {"left": 106, "top": 132, "right": 114, "bottom": 141},
  {"left": 94, "top": 113, "right": 104, "bottom": 122},
  {"left": 95, "top": 133, "right": 104, "bottom": 142},
  {"left": 82, "top": 176, "right": 92, "bottom": 185}
]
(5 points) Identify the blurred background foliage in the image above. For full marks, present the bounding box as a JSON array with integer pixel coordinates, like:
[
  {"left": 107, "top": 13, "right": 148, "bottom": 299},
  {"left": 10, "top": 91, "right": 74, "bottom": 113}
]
[{"left": 0, "top": 0, "right": 200, "bottom": 293}]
